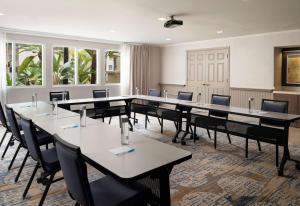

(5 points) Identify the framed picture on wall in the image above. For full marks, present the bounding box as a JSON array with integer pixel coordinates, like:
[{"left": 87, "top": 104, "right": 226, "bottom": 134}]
[{"left": 282, "top": 49, "right": 300, "bottom": 86}]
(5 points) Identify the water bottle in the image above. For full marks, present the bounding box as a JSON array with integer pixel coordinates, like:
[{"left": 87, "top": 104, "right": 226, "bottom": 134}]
[
  {"left": 62, "top": 92, "right": 66, "bottom": 101},
  {"left": 52, "top": 98, "right": 58, "bottom": 115},
  {"left": 106, "top": 88, "right": 109, "bottom": 98},
  {"left": 197, "top": 93, "right": 201, "bottom": 103},
  {"left": 121, "top": 118, "right": 129, "bottom": 145},
  {"left": 32, "top": 94, "right": 35, "bottom": 107},
  {"left": 34, "top": 93, "right": 38, "bottom": 107},
  {"left": 248, "top": 97, "right": 254, "bottom": 113},
  {"left": 80, "top": 105, "right": 87, "bottom": 127},
  {"left": 163, "top": 89, "right": 168, "bottom": 98}
]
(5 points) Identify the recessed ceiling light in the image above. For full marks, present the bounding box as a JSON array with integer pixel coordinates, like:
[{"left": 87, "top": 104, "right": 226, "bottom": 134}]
[
  {"left": 0, "top": 13, "right": 5, "bottom": 16},
  {"left": 109, "top": 30, "right": 116, "bottom": 33},
  {"left": 166, "top": 38, "right": 171, "bottom": 41},
  {"left": 158, "top": 17, "right": 167, "bottom": 21},
  {"left": 216, "top": 30, "right": 223, "bottom": 34}
]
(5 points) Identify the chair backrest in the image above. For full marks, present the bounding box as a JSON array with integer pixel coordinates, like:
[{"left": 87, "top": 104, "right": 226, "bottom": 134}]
[
  {"left": 49, "top": 91, "right": 70, "bottom": 101},
  {"left": 5, "top": 106, "right": 24, "bottom": 145},
  {"left": 260, "top": 99, "right": 288, "bottom": 127},
  {"left": 149, "top": 89, "right": 161, "bottom": 97},
  {"left": 209, "top": 94, "right": 231, "bottom": 118},
  {"left": 0, "top": 102, "right": 8, "bottom": 128},
  {"left": 177, "top": 91, "right": 193, "bottom": 101},
  {"left": 93, "top": 89, "right": 110, "bottom": 109},
  {"left": 176, "top": 91, "right": 193, "bottom": 111},
  {"left": 20, "top": 115, "right": 44, "bottom": 166},
  {"left": 55, "top": 134, "right": 94, "bottom": 206},
  {"left": 148, "top": 89, "right": 161, "bottom": 107}
]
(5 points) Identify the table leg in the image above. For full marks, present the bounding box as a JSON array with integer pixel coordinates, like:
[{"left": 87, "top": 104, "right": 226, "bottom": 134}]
[
  {"left": 124, "top": 100, "right": 133, "bottom": 131},
  {"left": 278, "top": 123, "right": 290, "bottom": 176},
  {"left": 181, "top": 109, "right": 192, "bottom": 145},
  {"left": 159, "top": 167, "right": 172, "bottom": 206}
]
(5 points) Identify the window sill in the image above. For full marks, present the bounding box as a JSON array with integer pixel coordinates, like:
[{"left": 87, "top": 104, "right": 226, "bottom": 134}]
[
  {"left": 7, "top": 85, "right": 46, "bottom": 89},
  {"left": 105, "top": 83, "right": 121, "bottom": 86},
  {"left": 52, "top": 84, "right": 99, "bottom": 88}
]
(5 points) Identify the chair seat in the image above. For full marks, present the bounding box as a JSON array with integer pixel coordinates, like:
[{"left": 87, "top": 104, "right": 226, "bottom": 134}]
[
  {"left": 90, "top": 176, "right": 147, "bottom": 206},
  {"left": 95, "top": 106, "right": 126, "bottom": 117},
  {"left": 246, "top": 125, "right": 284, "bottom": 145},
  {"left": 36, "top": 130, "right": 53, "bottom": 145},
  {"left": 41, "top": 148, "right": 60, "bottom": 172},
  {"left": 160, "top": 109, "right": 181, "bottom": 121},
  {"left": 21, "top": 130, "right": 53, "bottom": 148}
]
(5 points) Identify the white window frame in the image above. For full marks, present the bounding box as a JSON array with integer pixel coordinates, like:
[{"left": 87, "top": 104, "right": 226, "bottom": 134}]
[
  {"left": 52, "top": 45, "right": 99, "bottom": 87},
  {"left": 6, "top": 41, "right": 45, "bottom": 88}
]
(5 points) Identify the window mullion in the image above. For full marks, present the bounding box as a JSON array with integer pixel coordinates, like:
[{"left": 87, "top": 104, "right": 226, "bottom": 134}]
[
  {"left": 11, "top": 43, "right": 16, "bottom": 86},
  {"left": 74, "top": 48, "right": 78, "bottom": 85}
]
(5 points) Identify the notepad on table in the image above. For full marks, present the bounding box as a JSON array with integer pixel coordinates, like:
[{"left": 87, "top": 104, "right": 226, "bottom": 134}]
[
  {"left": 109, "top": 146, "right": 135, "bottom": 156},
  {"left": 36, "top": 113, "right": 50, "bottom": 117},
  {"left": 60, "top": 124, "right": 80, "bottom": 129},
  {"left": 20, "top": 105, "right": 32, "bottom": 108}
]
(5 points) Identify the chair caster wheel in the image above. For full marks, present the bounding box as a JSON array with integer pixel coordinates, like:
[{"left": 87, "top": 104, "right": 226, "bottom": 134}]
[
  {"left": 172, "top": 138, "right": 177, "bottom": 143},
  {"left": 278, "top": 170, "right": 283, "bottom": 176},
  {"left": 190, "top": 135, "right": 194, "bottom": 140},
  {"left": 129, "top": 128, "right": 133, "bottom": 131},
  {"left": 9, "top": 141, "right": 14, "bottom": 146},
  {"left": 181, "top": 140, "right": 186, "bottom": 145}
]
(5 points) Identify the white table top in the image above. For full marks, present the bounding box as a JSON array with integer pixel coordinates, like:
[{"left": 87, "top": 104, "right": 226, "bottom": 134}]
[
  {"left": 8, "top": 101, "right": 192, "bottom": 180},
  {"left": 7, "top": 101, "right": 78, "bottom": 122},
  {"left": 56, "top": 95, "right": 300, "bottom": 122},
  {"left": 57, "top": 96, "right": 136, "bottom": 105},
  {"left": 138, "top": 95, "right": 300, "bottom": 122}
]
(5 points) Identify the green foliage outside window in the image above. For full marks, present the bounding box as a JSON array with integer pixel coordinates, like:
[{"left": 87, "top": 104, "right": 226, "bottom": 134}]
[{"left": 6, "top": 43, "right": 43, "bottom": 86}]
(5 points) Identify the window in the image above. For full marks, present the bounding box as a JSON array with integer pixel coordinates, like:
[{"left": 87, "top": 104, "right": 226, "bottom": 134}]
[
  {"left": 6, "top": 42, "right": 43, "bottom": 86},
  {"left": 78, "top": 49, "right": 97, "bottom": 84},
  {"left": 52, "top": 47, "right": 97, "bottom": 85},
  {"left": 105, "top": 50, "right": 120, "bottom": 84},
  {"left": 53, "top": 47, "right": 75, "bottom": 85}
]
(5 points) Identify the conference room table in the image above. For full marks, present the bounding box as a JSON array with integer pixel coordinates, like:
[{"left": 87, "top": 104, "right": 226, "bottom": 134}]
[
  {"left": 57, "top": 95, "right": 300, "bottom": 176},
  {"left": 8, "top": 101, "right": 192, "bottom": 206}
]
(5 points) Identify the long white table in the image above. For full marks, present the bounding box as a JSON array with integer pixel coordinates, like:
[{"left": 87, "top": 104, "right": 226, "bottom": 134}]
[
  {"left": 56, "top": 95, "right": 300, "bottom": 176},
  {"left": 8, "top": 101, "right": 192, "bottom": 206}
]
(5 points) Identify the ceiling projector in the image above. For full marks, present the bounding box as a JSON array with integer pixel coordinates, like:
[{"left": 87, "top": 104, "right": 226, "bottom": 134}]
[{"left": 164, "top": 16, "right": 183, "bottom": 28}]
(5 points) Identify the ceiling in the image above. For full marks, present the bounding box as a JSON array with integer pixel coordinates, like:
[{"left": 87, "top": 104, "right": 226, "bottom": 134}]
[{"left": 0, "top": 0, "right": 300, "bottom": 45}]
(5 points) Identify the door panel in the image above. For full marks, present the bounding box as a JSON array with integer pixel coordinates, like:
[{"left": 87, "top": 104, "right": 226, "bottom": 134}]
[{"left": 187, "top": 48, "right": 229, "bottom": 103}]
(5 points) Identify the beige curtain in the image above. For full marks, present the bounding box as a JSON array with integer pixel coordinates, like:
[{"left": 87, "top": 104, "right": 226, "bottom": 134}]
[
  {"left": 121, "top": 44, "right": 150, "bottom": 95},
  {"left": 129, "top": 45, "right": 150, "bottom": 95},
  {"left": 0, "top": 32, "right": 7, "bottom": 104}
]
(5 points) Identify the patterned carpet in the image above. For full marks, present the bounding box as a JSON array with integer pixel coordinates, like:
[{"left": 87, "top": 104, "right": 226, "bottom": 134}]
[{"left": 0, "top": 114, "right": 300, "bottom": 206}]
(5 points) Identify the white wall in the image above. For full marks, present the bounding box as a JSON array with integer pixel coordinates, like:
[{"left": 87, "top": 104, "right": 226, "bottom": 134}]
[
  {"left": 161, "top": 30, "right": 300, "bottom": 90},
  {"left": 4, "top": 33, "right": 161, "bottom": 104}
]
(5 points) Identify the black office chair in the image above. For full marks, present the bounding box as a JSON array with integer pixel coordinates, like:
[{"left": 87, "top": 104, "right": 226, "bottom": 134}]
[
  {"left": 159, "top": 91, "right": 193, "bottom": 134},
  {"left": 131, "top": 89, "right": 161, "bottom": 128},
  {"left": 5, "top": 106, "right": 53, "bottom": 183},
  {"left": 0, "top": 101, "right": 14, "bottom": 159},
  {"left": 207, "top": 94, "right": 232, "bottom": 147},
  {"left": 54, "top": 134, "right": 148, "bottom": 206},
  {"left": 246, "top": 99, "right": 288, "bottom": 166},
  {"left": 93, "top": 89, "right": 126, "bottom": 124},
  {"left": 20, "top": 116, "right": 62, "bottom": 206},
  {"left": 49, "top": 91, "right": 70, "bottom": 110}
]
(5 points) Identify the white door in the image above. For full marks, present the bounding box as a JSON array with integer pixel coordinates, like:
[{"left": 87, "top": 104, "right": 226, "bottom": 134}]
[{"left": 187, "top": 48, "right": 229, "bottom": 103}]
